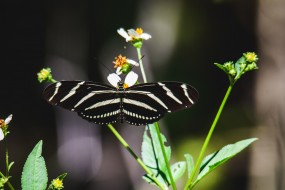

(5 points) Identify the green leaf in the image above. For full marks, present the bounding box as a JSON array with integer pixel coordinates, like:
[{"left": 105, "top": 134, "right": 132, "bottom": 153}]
[
  {"left": 56, "top": 173, "right": 67, "bottom": 181},
  {"left": 21, "top": 140, "right": 48, "bottom": 190},
  {"left": 214, "top": 63, "right": 228, "bottom": 73},
  {"left": 184, "top": 154, "right": 194, "bottom": 178},
  {"left": 171, "top": 161, "right": 186, "bottom": 182},
  {"left": 8, "top": 162, "right": 14, "bottom": 172},
  {"left": 192, "top": 138, "right": 257, "bottom": 188},
  {"left": 141, "top": 123, "right": 171, "bottom": 187},
  {"left": 234, "top": 56, "right": 247, "bottom": 80}
]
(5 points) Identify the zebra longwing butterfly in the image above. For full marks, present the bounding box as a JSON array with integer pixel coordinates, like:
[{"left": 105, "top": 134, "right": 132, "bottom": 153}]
[{"left": 43, "top": 80, "right": 198, "bottom": 126}]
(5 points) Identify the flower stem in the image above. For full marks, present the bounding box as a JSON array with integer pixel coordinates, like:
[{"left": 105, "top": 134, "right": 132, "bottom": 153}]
[
  {"left": 107, "top": 124, "right": 166, "bottom": 190},
  {"left": 136, "top": 47, "right": 176, "bottom": 189},
  {"left": 50, "top": 78, "right": 57, "bottom": 83},
  {"left": 6, "top": 181, "right": 14, "bottom": 190},
  {"left": 5, "top": 147, "right": 9, "bottom": 175},
  {"left": 184, "top": 84, "right": 233, "bottom": 190},
  {"left": 153, "top": 123, "right": 177, "bottom": 190},
  {"left": 4, "top": 139, "right": 14, "bottom": 190},
  {"left": 136, "top": 48, "right": 147, "bottom": 83}
]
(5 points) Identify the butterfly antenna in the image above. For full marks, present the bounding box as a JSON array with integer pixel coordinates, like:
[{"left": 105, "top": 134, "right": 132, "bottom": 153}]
[{"left": 139, "top": 55, "right": 145, "bottom": 61}]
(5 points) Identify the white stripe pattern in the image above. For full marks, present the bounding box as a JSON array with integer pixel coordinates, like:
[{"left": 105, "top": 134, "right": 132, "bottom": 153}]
[
  {"left": 85, "top": 98, "right": 120, "bottom": 110},
  {"left": 126, "top": 90, "right": 169, "bottom": 110},
  {"left": 74, "top": 90, "right": 115, "bottom": 108},
  {"left": 158, "top": 82, "right": 182, "bottom": 104},
  {"left": 181, "top": 84, "right": 194, "bottom": 104},
  {"left": 124, "top": 98, "right": 157, "bottom": 111},
  {"left": 60, "top": 81, "right": 85, "bottom": 102},
  {"left": 49, "top": 82, "right": 62, "bottom": 101}
]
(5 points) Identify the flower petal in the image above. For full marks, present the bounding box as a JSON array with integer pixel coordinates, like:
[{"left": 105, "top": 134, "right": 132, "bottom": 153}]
[
  {"left": 0, "top": 129, "right": 4, "bottom": 141},
  {"left": 116, "top": 67, "right": 123, "bottom": 75},
  {"left": 107, "top": 73, "right": 121, "bottom": 87},
  {"left": 4, "top": 114, "right": 12, "bottom": 125},
  {"left": 140, "top": 33, "right": 152, "bottom": 40},
  {"left": 126, "top": 59, "right": 139, "bottom": 66},
  {"left": 117, "top": 28, "right": 132, "bottom": 41},
  {"left": 128, "top": 29, "right": 141, "bottom": 39},
  {"left": 125, "top": 71, "right": 138, "bottom": 87}
]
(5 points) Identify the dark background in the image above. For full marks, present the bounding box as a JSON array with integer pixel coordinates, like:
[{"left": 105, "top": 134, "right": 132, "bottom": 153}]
[{"left": 1, "top": 0, "right": 259, "bottom": 189}]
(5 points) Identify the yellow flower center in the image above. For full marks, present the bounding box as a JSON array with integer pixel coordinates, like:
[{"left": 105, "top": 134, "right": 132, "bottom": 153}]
[
  {"left": 113, "top": 54, "right": 127, "bottom": 68},
  {"left": 136, "top": 28, "right": 143, "bottom": 35},
  {"left": 0, "top": 119, "right": 4, "bottom": 128},
  {"left": 52, "top": 178, "right": 63, "bottom": 189},
  {"left": 123, "top": 83, "right": 129, "bottom": 89},
  {"left": 245, "top": 52, "right": 257, "bottom": 63}
]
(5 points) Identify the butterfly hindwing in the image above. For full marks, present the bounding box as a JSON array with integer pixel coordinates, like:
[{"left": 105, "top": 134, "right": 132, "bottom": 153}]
[{"left": 122, "top": 95, "right": 164, "bottom": 125}]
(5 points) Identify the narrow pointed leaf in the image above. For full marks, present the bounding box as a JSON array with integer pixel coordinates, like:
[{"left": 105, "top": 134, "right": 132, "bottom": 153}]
[
  {"left": 8, "top": 162, "right": 14, "bottom": 172},
  {"left": 21, "top": 140, "right": 48, "bottom": 190},
  {"left": 192, "top": 138, "right": 257, "bottom": 188},
  {"left": 214, "top": 63, "right": 228, "bottom": 74}
]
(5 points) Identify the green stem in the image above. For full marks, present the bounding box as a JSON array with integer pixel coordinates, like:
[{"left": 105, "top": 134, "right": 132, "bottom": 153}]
[
  {"left": 0, "top": 172, "right": 14, "bottom": 190},
  {"left": 4, "top": 138, "right": 14, "bottom": 190},
  {"left": 136, "top": 47, "right": 176, "bottom": 189},
  {"left": 50, "top": 78, "right": 57, "bottom": 83},
  {"left": 184, "top": 85, "right": 233, "bottom": 190},
  {"left": 136, "top": 48, "right": 147, "bottom": 83},
  {"left": 107, "top": 124, "right": 166, "bottom": 190},
  {"left": 153, "top": 123, "right": 177, "bottom": 190},
  {"left": 6, "top": 181, "right": 14, "bottom": 190},
  {"left": 5, "top": 146, "right": 9, "bottom": 176}
]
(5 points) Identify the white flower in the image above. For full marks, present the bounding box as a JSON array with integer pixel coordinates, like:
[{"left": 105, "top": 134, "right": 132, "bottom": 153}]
[
  {"left": 117, "top": 28, "right": 132, "bottom": 42},
  {"left": 126, "top": 59, "right": 139, "bottom": 66},
  {"left": 113, "top": 54, "right": 139, "bottom": 75},
  {"left": 107, "top": 71, "right": 138, "bottom": 88},
  {"left": 0, "top": 129, "right": 4, "bottom": 141},
  {"left": 5, "top": 114, "right": 12, "bottom": 125},
  {"left": 0, "top": 114, "right": 12, "bottom": 141},
  {"left": 117, "top": 28, "right": 152, "bottom": 42}
]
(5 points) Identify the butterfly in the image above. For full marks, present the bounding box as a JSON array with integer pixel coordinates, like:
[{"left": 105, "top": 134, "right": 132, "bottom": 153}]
[{"left": 43, "top": 72, "right": 198, "bottom": 126}]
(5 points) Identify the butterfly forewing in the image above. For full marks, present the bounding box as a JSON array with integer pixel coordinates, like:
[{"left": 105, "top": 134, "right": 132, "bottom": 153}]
[
  {"left": 43, "top": 81, "right": 122, "bottom": 124},
  {"left": 128, "top": 82, "right": 198, "bottom": 113}
]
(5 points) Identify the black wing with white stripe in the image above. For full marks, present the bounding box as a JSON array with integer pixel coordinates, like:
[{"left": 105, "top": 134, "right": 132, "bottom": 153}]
[
  {"left": 43, "top": 81, "right": 198, "bottom": 126},
  {"left": 123, "top": 82, "right": 198, "bottom": 125},
  {"left": 43, "top": 81, "right": 123, "bottom": 125}
]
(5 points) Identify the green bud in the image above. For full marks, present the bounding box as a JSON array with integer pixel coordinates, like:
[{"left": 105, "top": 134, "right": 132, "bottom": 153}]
[
  {"left": 37, "top": 68, "right": 57, "bottom": 83},
  {"left": 120, "top": 63, "right": 133, "bottom": 74},
  {"left": 224, "top": 62, "right": 233, "bottom": 70},
  {"left": 132, "top": 39, "right": 143, "bottom": 49},
  {"left": 245, "top": 62, "right": 258, "bottom": 71},
  {"left": 229, "top": 69, "right": 236, "bottom": 76}
]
